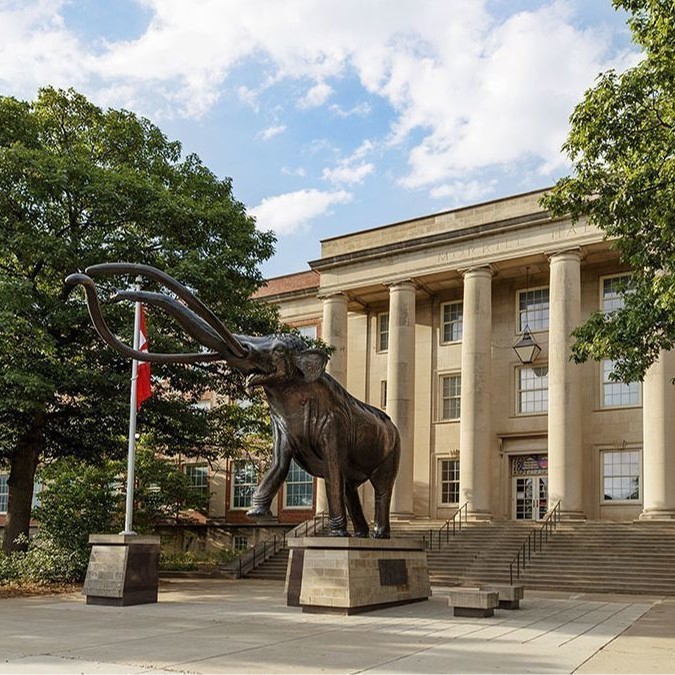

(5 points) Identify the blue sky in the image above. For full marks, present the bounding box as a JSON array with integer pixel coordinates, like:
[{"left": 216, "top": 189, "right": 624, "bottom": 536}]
[{"left": 0, "top": 0, "right": 638, "bottom": 278}]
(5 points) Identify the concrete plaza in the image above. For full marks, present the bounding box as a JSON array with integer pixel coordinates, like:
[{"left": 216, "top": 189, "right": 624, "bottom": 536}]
[{"left": 0, "top": 579, "right": 673, "bottom": 674}]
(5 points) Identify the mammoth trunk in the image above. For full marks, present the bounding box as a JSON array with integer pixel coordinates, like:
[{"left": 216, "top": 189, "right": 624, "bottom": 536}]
[{"left": 2, "top": 423, "right": 43, "bottom": 554}]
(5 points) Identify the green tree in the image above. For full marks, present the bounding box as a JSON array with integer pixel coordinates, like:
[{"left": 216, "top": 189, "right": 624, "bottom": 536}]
[
  {"left": 542, "top": 0, "right": 675, "bottom": 384},
  {"left": 0, "top": 87, "right": 278, "bottom": 552}
]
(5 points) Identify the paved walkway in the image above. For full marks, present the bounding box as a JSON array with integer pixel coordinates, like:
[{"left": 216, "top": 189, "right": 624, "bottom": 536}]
[{"left": 0, "top": 579, "right": 673, "bottom": 674}]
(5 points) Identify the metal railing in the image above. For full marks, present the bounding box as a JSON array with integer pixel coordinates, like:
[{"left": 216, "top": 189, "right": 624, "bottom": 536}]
[
  {"left": 222, "top": 511, "right": 327, "bottom": 579},
  {"left": 509, "top": 501, "right": 561, "bottom": 584},
  {"left": 425, "top": 503, "right": 468, "bottom": 550}
]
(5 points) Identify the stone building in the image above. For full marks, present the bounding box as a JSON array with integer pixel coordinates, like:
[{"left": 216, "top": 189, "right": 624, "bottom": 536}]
[{"left": 252, "top": 187, "right": 675, "bottom": 525}]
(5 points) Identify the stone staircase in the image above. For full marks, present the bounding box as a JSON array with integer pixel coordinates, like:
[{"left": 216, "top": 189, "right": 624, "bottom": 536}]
[
  {"left": 518, "top": 521, "right": 675, "bottom": 595},
  {"left": 241, "top": 518, "right": 675, "bottom": 596}
]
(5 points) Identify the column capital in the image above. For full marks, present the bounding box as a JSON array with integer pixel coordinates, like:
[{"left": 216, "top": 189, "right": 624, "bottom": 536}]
[
  {"left": 546, "top": 248, "right": 583, "bottom": 263},
  {"left": 318, "top": 291, "right": 349, "bottom": 302},
  {"left": 459, "top": 265, "right": 494, "bottom": 280},
  {"left": 384, "top": 278, "right": 417, "bottom": 291}
]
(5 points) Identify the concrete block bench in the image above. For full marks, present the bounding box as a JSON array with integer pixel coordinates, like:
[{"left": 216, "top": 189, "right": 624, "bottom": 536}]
[
  {"left": 448, "top": 587, "right": 499, "bottom": 618},
  {"left": 481, "top": 584, "right": 525, "bottom": 610}
]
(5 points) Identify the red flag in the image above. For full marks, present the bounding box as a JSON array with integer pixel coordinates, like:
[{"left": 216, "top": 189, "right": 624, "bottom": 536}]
[{"left": 136, "top": 305, "right": 151, "bottom": 409}]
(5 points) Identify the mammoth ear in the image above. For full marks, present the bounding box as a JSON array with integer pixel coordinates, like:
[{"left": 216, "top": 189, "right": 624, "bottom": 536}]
[{"left": 294, "top": 349, "right": 329, "bottom": 383}]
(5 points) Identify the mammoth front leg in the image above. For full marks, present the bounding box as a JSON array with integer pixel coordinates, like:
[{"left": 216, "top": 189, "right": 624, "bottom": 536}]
[
  {"left": 247, "top": 426, "right": 291, "bottom": 518},
  {"left": 323, "top": 435, "right": 350, "bottom": 537}
]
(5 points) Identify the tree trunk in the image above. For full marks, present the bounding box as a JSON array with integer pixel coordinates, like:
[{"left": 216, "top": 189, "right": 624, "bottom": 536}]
[{"left": 2, "top": 419, "right": 44, "bottom": 553}]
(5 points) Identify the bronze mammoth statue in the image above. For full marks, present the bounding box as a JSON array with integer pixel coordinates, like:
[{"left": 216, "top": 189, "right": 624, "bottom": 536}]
[{"left": 66, "top": 263, "right": 400, "bottom": 538}]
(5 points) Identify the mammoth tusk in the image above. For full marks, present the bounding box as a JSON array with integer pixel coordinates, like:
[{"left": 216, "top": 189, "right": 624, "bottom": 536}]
[
  {"left": 65, "top": 273, "right": 223, "bottom": 364},
  {"left": 85, "top": 263, "right": 247, "bottom": 358}
]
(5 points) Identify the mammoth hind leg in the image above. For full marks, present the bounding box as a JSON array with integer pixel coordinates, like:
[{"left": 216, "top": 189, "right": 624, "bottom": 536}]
[
  {"left": 369, "top": 453, "right": 398, "bottom": 539},
  {"left": 346, "top": 482, "right": 369, "bottom": 538}
]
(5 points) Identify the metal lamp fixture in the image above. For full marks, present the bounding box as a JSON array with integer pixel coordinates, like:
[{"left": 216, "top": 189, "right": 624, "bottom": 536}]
[{"left": 513, "top": 266, "right": 541, "bottom": 365}]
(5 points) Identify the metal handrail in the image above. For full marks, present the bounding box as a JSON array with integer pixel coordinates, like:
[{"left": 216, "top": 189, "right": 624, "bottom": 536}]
[
  {"left": 426, "top": 502, "right": 468, "bottom": 550},
  {"left": 509, "top": 501, "right": 561, "bottom": 584},
  {"left": 223, "top": 511, "right": 327, "bottom": 579}
]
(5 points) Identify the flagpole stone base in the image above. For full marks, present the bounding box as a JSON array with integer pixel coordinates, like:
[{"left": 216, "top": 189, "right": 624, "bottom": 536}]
[
  {"left": 285, "top": 537, "right": 431, "bottom": 615},
  {"left": 82, "top": 534, "right": 160, "bottom": 606}
]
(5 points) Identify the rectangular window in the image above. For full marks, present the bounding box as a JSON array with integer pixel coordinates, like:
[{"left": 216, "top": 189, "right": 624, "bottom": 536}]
[
  {"left": 441, "top": 301, "right": 463, "bottom": 343},
  {"left": 185, "top": 464, "right": 209, "bottom": 498},
  {"left": 231, "top": 461, "right": 258, "bottom": 509},
  {"left": 517, "top": 366, "right": 549, "bottom": 414},
  {"left": 378, "top": 312, "right": 389, "bottom": 351},
  {"left": 285, "top": 460, "right": 314, "bottom": 508},
  {"left": 518, "top": 287, "right": 550, "bottom": 332},
  {"left": 0, "top": 474, "right": 8, "bottom": 513},
  {"left": 297, "top": 324, "right": 317, "bottom": 340},
  {"left": 602, "top": 274, "right": 632, "bottom": 314},
  {"left": 440, "top": 374, "right": 461, "bottom": 420},
  {"left": 233, "top": 535, "right": 249, "bottom": 552},
  {"left": 439, "top": 459, "right": 460, "bottom": 505},
  {"left": 602, "top": 449, "right": 641, "bottom": 501},
  {"left": 380, "top": 380, "right": 387, "bottom": 409},
  {"left": 602, "top": 360, "right": 640, "bottom": 407}
]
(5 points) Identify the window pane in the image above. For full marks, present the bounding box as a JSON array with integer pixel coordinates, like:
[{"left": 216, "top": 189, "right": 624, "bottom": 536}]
[
  {"left": 186, "top": 465, "right": 209, "bottom": 497},
  {"left": 232, "top": 461, "right": 258, "bottom": 509},
  {"left": 602, "top": 360, "right": 639, "bottom": 407},
  {"left": 603, "top": 275, "right": 632, "bottom": 314},
  {"left": 602, "top": 450, "right": 640, "bottom": 501},
  {"left": 0, "top": 475, "right": 8, "bottom": 513},
  {"left": 439, "top": 459, "right": 459, "bottom": 504},
  {"left": 441, "top": 375, "right": 461, "bottom": 420},
  {"left": 518, "top": 288, "right": 550, "bottom": 331},
  {"left": 285, "top": 460, "right": 314, "bottom": 508},
  {"left": 442, "top": 302, "right": 463, "bottom": 342},
  {"left": 518, "top": 366, "right": 548, "bottom": 413},
  {"left": 297, "top": 325, "right": 317, "bottom": 340},
  {"left": 378, "top": 313, "right": 389, "bottom": 351}
]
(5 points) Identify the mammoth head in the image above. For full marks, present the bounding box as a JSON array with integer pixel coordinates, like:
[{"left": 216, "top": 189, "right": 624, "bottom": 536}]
[{"left": 241, "top": 334, "right": 329, "bottom": 392}]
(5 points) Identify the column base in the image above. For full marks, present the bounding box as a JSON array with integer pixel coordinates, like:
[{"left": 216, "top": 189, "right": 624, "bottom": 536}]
[
  {"left": 639, "top": 509, "right": 675, "bottom": 521},
  {"left": 559, "top": 510, "right": 586, "bottom": 522},
  {"left": 466, "top": 510, "right": 492, "bottom": 522},
  {"left": 390, "top": 512, "right": 416, "bottom": 522}
]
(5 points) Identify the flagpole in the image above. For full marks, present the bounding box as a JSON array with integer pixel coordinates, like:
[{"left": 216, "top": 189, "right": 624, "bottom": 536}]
[{"left": 121, "top": 277, "right": 143, "bottom": 535}]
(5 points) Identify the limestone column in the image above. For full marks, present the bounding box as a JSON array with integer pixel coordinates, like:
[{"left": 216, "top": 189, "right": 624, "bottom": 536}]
[
  {"left": 387, "top": 280, "right": 416, "bottom": 517},
  {"left": 547, "top": 250, "right": 584, "bottom": 519},
  {"left": 459, "top": 267, "right": 493, "bottom": 520},
  {"left": 640, "top": 350, "right": 675, "bottom": 519},
  {"left": 317, "top": 292, "right": 349, "bottom": 514}
]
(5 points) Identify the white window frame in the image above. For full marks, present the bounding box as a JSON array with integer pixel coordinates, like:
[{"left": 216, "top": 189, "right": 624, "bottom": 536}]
[
  {"left": 185, "top": 464, "right": 209, "bottom": 498},
  {"left": 516, "top": 365, "right": 549, "bottom": 415},
  {"left": 438, "top": 458, "right": 460, "bottom": 506},
  {"left": 380, "top": 380, "right": 387, "bottom": 410},
  {"left": 600, "top": 447, "right": 642, "bottom": 504},
  {"left": 296, "top": 324, "right": 318, "bottom": 340},
  {"left": 377, "top": 312, "right": 389, "bottom": 352},
  {"left": 601, "top": 359, "right": 640, "bottom": 409},
  {"left": 231, "top": 461, "right": 258, "bottom": 510},
  {"left": 439, "top": 373, "right": 461, "bottom": 421},
  {"left": 0, "top": 474, "right": 8, "bottom": 513},
  {"left": 233, "top": 535, "right": 249, "bottom": 552},
  {"left": 440, "top": 301, "right": 463, "bottom": 344},
  {"left": 517, "top": 285, "right": 550, "bottom": 333},
  {"left": 283, "top": 460, "right": 314, "bottom": 509},
  {"left": 601, "top": 273, "right": 632, "bottom": 314}
]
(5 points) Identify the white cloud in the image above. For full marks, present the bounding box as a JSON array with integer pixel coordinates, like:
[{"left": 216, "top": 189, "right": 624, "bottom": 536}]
[
  {"left": 322, "top": 140, "right": 376, "bottom": 185},
  {"left": 250, "top": 189, "right": 352, "bottom": 236},
  {"left": 1, "top": 0, "right": 638, "bottom": 192},
  {"left": 298, "top": 82, "right": 333, "bottom": 109},
  {"left": 281, "top": 166, "right": 307, "bottom": 177},
  {"left": 258, "top": 124, "right": 286, "bottom": 140}
]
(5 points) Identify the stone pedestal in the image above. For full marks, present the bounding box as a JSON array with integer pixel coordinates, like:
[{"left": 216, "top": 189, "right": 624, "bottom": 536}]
[
  {"left": 285, "top": 537, "right": 430, "bottom": 615},
  {"left": 82, "top": 534, "right": 160, "bottom": 606}
]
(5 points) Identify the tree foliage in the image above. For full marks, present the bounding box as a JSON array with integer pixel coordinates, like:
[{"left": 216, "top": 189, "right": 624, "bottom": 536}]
[
  {"left": 0, "top": 87, "right": 278, "bottom": 551},
  {"left": 542, "top": 0, "right": 675, "bottom": 383}
]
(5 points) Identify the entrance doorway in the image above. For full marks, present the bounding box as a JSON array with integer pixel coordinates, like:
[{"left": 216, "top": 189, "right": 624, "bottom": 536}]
[{"left": 511, "top": 454, "right": 548, "bottom": 521}]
